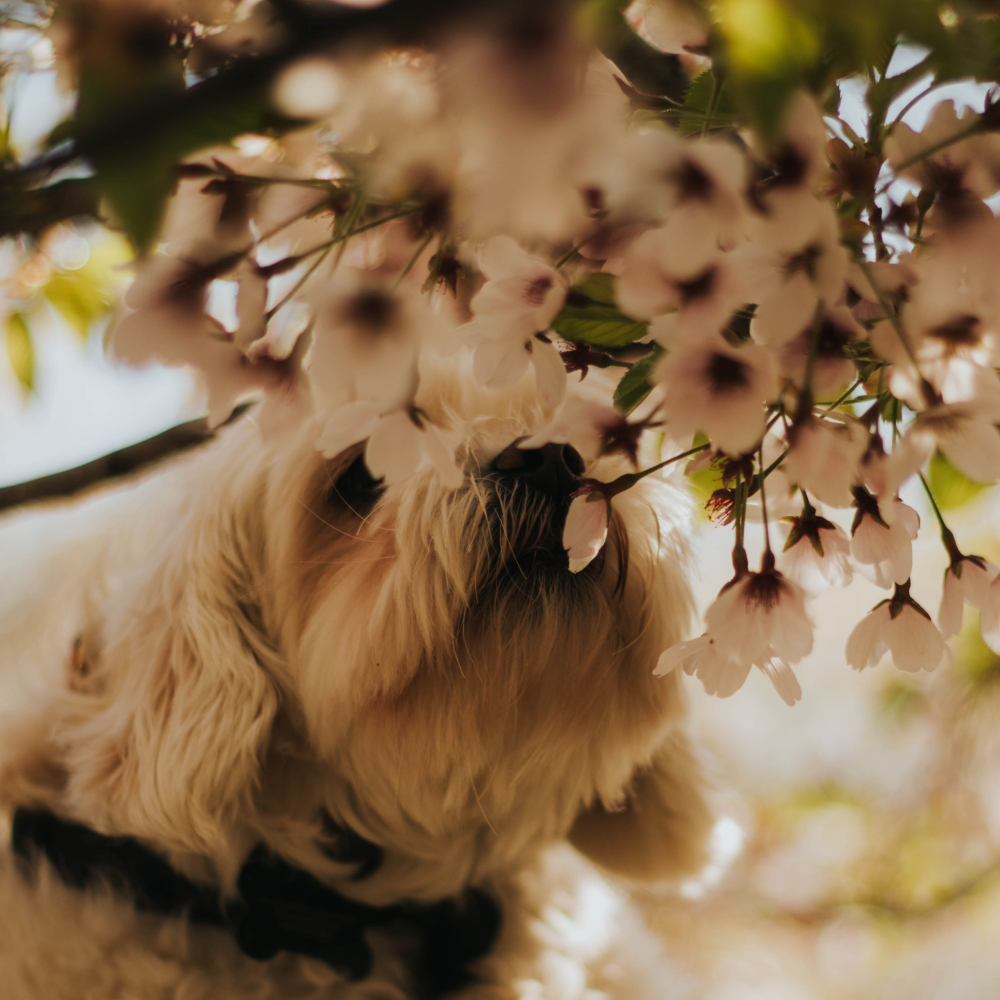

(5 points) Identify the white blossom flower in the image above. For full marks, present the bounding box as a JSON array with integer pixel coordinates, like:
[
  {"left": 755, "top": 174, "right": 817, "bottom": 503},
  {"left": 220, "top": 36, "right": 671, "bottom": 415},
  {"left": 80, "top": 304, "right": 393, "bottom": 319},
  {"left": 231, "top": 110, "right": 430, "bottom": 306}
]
[
  {"left": 740, "top": 193, "right": 848, "bottom": 347},
  {"left": 846, "top": 586, "right": 953, "bottom": 673},
  {"left": 520, "top": 397, "right": 643, "bottom": 466},
  {"left": 654, "top": 634, "right": 802, "bottom": 707},
  {"left": 463, "top": 236, "right": 568, "bottom": 406},
  {"left": 781, "top": 415, "right": 868, "bottom": 508},
  {"left": 939, "top": 555, "right": 998, "bottom": 639},
  {"left": 773, "top": 305, "right": 864, "bottom": 399},
  {"left": 653, "top": 334, "right": 778, "bottom": 456},
  {"left": 980, "top": 575, "right": 1000, "bottom": 655},
  {"left": 309, "top": 274, "right": 438, "bottom": 414},
  {"left": 617, "top": 226, "right": 747, "bottom": 330},
  {"left": 562, "top": 485, "right": 609, "bottom": 573},
  {"left": 110, "top": 253, "right": 279, "bottom": 427},
  {"left": 317, "top": 401, "right": 463, "bottom": 489},
  {"left": 884, "top": 100, "right": 1000, "bottom": 201},
  {"left": 779, "top": 511, "right": 853, "bottom": 596},
  {"left": 906, "top": 401, "right": 1000, "bottom": 484},
  {"left": 704, "top": 557, "right": 814, "bottom": 667},
  {"left": 850, "top": 491, "right": 920, "bottom": 589}
]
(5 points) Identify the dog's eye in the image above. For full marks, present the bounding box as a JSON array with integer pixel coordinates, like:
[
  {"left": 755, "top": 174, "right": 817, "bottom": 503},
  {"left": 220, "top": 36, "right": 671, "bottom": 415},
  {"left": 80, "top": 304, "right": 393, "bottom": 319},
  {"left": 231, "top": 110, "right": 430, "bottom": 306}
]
[{"left": 328, "top": 453, "right": 385, "bottom": 512}]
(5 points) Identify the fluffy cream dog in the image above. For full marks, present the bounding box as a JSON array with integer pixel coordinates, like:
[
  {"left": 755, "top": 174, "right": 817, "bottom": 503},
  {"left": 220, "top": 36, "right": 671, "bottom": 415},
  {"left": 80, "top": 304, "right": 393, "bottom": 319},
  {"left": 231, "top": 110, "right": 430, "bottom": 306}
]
[{"left": 0, "top": 366, "right": 711, "bottom": 999}]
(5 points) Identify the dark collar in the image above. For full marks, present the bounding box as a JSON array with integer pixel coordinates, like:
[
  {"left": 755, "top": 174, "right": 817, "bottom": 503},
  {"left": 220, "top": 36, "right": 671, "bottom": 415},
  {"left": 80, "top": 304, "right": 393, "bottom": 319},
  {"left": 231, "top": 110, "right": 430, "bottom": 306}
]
[{"left": 12, "top": 808, "right": 500, "bottom": 1000}]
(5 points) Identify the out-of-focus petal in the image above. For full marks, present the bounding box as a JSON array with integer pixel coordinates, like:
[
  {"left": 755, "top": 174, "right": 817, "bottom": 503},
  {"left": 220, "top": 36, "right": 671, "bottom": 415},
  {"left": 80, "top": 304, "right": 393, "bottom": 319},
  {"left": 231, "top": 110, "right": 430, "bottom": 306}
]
[{"left": 563, "top": 493, "right": 609, "bottom": 573}]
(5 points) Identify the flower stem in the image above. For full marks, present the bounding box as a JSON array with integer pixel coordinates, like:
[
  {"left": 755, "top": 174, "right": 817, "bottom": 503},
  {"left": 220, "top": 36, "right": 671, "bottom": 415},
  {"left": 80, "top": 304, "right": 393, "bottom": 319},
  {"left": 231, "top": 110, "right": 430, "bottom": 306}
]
[
  {"left": 918, "top": 471, "right": 963, "bottom": 564},
  {"left": 758, "top": 442, "right": 772, "bottom": 555},
  {"left": 598, "top": 441, "right": 709, "bottom": 498}
]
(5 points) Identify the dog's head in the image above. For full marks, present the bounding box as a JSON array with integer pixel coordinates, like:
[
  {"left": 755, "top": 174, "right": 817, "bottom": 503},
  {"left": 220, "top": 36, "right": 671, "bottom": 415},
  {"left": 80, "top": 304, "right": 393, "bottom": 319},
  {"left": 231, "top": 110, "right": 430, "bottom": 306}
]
[{"left": 31, "top": 364, "right": 712, "bottom": 902}]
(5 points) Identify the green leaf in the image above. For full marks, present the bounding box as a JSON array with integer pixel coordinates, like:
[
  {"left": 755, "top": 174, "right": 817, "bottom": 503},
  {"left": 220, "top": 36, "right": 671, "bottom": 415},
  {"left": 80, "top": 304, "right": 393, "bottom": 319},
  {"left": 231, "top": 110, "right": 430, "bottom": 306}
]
[
  {"left": 552, "top": 274, "right": 648, "bottom": 348},
  {"left": 613, "top": 346, "right": 663, "bottom": 414},
  {"left": 927, "top": 450, "right": 991, "bottom": 511},
  {"left": 44, "top": 272, "right": 110, "bottom": 338},
  {"left": 678, "top": 70, "right": 736, "bottom": 136},
  {"left": 5, "top": 312, "right": 34, "bottom": 391}
]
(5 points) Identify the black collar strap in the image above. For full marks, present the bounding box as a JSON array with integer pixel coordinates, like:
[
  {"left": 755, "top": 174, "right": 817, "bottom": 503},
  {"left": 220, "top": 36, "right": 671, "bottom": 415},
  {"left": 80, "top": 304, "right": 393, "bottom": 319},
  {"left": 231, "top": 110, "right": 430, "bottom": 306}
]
[{"left": 12, "top": 808, "right": 500, "bottom": 1000}]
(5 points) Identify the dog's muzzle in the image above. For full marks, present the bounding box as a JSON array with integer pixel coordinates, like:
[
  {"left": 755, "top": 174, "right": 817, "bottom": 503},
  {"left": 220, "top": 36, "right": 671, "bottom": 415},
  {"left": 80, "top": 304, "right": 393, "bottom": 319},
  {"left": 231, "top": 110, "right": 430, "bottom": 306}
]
[{"left": 490, "top": 441, "right": 584, "bottom": 497}]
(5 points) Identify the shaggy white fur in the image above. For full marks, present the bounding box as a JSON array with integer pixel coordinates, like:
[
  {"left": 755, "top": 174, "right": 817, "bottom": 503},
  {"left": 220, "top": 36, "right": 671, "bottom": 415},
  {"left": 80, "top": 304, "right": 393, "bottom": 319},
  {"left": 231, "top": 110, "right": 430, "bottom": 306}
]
[{"left": 0, "top": 369, "right": 711, "bottom": 999}]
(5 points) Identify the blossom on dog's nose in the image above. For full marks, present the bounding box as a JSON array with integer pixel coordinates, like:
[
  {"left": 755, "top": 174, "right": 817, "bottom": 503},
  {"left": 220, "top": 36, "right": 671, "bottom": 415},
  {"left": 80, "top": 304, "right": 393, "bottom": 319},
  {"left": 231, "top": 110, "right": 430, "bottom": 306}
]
[
  {"left": 562, "top": 485, "right": 609, "bottom": 573},
  {"left": 520, "top": 397, "right": 643, "bottom": 467},
  {"left": 847, "top": 583, "right": 952, "bottom": 673},
  {"left": 850, "top": 490, "right": 920, "bottom": 589}
]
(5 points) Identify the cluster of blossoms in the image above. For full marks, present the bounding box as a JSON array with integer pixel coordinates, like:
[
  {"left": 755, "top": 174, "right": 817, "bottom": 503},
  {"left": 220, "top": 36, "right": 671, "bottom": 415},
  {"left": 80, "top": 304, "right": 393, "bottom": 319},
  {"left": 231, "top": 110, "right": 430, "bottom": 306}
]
[{"left": 22, "top": 0, "right": 1000, "bottom": 706}]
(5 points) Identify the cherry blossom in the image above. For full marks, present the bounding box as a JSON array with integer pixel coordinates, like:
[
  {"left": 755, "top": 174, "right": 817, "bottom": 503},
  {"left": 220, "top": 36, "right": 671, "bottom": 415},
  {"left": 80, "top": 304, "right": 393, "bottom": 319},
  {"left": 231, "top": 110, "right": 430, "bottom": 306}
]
[
  {"left": 939, "top": 555, "right": 998, "bottom": 640},
  {"left": 884, "top": 101, "right": 1000, "bottom": 201},
  {"left": 906, "top": 401, "right": 1000, "bottom": 484},
  {"left": 462, "top": 236, "right": 568, "bottom": 406},
  {"left": 653, "top": 334, "right": 778, "bottom": 456},
  {"left": 703, "top": 554, "right": 814, "bottom": 668},
  {"left": 779, "top": 510, "right": 853, "bottom": 596},
  {"left": 562, "top": 484, "right": 609, "bottom": 574},
  {"left": 317, "top": 401, "right": 463, "bottom": 489},
  {"left": 773, "top": 305, "right": 864, "bottom": 398},
  {"left": 850, "top": 490, "right": 920, "bottom": 589},
  {"left": 309, "top": 274, "right": 439, "bottom": 414},
  {"left": 980, "top": 575, "right": 1000, "bottom": 655},
  {"left": 520, "top": 397, "right": 643, "bottom": 466},
  {"left": 781, "top": 415, "right": 868, "bottom": 508},
  {"left": 654, "top": 634, "right": 802, "bottom": 707},
  {"left": 846, "top": 584, "right": 953, "bottom": 674},
  {"left": 617, "top": 227, "right": 747, "bottom": 331}
]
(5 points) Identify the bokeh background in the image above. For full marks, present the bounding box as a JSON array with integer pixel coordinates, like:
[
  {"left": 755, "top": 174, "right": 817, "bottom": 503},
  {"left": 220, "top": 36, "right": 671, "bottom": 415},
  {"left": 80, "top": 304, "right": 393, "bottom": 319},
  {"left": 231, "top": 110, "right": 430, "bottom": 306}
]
[{"left": 5, "top": 14, "right": 1000, "bottom": 1000}]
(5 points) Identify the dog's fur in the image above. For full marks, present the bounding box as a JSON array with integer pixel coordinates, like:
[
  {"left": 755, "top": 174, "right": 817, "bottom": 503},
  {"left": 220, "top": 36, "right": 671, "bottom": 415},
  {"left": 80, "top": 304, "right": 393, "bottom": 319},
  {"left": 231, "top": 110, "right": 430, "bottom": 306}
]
[{"left": 0, "top": 367, "right": 711, "bottom": 999}]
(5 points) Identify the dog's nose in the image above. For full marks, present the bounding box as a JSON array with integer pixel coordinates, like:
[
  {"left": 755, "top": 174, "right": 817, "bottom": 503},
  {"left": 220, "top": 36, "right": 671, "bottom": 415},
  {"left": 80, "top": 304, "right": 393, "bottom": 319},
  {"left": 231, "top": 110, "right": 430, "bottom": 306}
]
[{"left": 492, "top": 440, "right": 585, "bottom": 496}]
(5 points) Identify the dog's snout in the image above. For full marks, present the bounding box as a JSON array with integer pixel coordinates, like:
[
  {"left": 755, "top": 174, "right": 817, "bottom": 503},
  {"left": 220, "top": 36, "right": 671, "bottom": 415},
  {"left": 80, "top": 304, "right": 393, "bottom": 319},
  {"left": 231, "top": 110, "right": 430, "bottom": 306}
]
[{"left": 492, "top": 440, "right": 584, "bottom": 496}]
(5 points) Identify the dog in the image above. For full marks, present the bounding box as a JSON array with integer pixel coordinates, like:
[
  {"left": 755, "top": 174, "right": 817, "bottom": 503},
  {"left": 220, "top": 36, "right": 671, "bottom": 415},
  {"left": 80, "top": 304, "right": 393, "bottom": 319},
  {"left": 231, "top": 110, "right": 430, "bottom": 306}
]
[{"left": 0, "top": 363, "right": 712, "bottom": 999}]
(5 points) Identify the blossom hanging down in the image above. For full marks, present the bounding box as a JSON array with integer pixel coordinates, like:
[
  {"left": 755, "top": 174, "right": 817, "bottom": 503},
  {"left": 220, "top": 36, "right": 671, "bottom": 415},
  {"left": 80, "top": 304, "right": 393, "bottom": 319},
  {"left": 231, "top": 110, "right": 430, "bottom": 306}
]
[
  {"left": 847, "top": 582, "right": 953, "bottom": 674},
  {"left": 463, "top": 235, "right": 568, "bottom": 406},
  {"left": 850, "top": 488, "right": 920, "bottom": 589},
  {"left": 939, "top": 554, "right": 998, "bottom": 639},
  {"left": 779, "top": 506, "right": 853, "bottom": 596},
  {"left": 519, "top": 396, "right": 644, "bottom": 467},
  {"left": 658, "top": 552, "right": 814, "bottom": 706}
]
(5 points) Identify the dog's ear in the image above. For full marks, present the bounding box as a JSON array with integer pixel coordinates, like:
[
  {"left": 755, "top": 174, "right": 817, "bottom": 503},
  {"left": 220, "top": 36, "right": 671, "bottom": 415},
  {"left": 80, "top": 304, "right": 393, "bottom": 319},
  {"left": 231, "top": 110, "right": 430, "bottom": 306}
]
[
  {"left": 58, "top": 497, "right": 282, "bottom": 864},
  {"left": 568, "top": 730, "right": 714, "bottom": 883}
]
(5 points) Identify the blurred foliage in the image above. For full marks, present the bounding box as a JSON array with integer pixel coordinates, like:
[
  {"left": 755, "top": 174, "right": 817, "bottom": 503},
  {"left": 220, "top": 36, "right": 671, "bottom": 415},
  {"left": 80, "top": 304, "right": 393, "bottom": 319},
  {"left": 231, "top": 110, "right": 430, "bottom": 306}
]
[
  {"left": 927, "top": 450, "right": 994, "bottom": 510},
  {"left": 552, "top": 273, "right": 650, "bottom": 347}
]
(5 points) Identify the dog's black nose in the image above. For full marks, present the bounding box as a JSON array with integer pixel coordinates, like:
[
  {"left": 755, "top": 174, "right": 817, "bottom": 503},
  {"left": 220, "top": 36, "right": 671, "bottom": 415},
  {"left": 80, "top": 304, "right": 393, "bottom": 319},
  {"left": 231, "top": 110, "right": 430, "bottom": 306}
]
[{"left": 491, "top": 440, "right": 585, "bottom": 496}]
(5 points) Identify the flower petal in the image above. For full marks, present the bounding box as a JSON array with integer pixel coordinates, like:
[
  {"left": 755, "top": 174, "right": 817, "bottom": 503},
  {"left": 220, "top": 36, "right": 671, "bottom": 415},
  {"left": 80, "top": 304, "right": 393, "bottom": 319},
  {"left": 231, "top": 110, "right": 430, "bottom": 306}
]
[{"left": 563, "top": 494, "right": 609, "bottom": 574}]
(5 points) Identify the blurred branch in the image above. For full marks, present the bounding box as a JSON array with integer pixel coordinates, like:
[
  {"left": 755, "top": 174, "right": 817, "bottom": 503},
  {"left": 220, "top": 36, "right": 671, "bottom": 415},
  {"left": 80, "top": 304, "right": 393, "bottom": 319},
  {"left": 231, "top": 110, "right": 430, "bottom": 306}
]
[{"left": 0, "top": 403, "right": 251, "bottom": 511}]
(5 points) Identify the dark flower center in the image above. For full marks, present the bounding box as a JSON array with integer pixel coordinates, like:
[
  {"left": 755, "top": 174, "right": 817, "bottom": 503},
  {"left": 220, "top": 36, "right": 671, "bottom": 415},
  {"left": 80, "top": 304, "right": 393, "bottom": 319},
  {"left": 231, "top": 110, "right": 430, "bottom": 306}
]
[
  {"left": 674, "top": 159, "right": 713, "bottom": 201},
  {"left": 816, "top": 318, "right": 853, "bottom": 357},
  {"left": 677, "top": 267, "right": 716, "bottom": 304},
  {"left": 744, "top": 570, "right": 783, "bottom": 611},
  {"left": 344, "top": 289, "right": 397, "bottom": 331},
  {"left": 706, "top": 351, "right": 749, "bottom": 393},
  {"left": 784, "top": 243, "right": 822, "bottom": 281},
  {"left": 524, "top": 275, "right": 554, "bottom": 306},
  {"left": 929, "top": 313, "right": 980, "bottom": 349}
]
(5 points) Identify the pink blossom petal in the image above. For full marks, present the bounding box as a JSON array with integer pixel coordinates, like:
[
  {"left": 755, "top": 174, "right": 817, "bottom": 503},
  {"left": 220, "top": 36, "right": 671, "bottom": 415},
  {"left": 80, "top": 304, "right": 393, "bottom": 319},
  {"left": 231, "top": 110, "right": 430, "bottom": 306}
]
[
  {"left": 885, "top": 606, "right": 949, "bottom": 673},
  {"left": 563, "top": 493, "right": 609, "bottom": 574},
  {"left": 757, "top": 657, "right": 802, "bottom": 706},
  {"left": 981, "top": 578, "right": 1000, "bottom": 654},
  {"left": 317, "top": 400, "right": 382, "bottom": 459},
  {"left": 845, "top": 604, "right": 891, "bottom": 671},
  {"left": 471, "top": 334, "right": 532, "bottom": 389},
  {"left": 938, "top": 567, "right": 964, "bottom": 639},
  {"left": 654, "top": 634, "right": 711, "bottom": 676},
  {"left": 750, "top": 272, "right": 817, "bottom": 347},
  {"left": 365, "top": 411, "right": 424, "bottom": 484},
  {"left": 422, "top": 423, "right": 465, "bottom": 489},
  {"left": 530, "top": 339, "right": 568, "bottom": 408}
]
